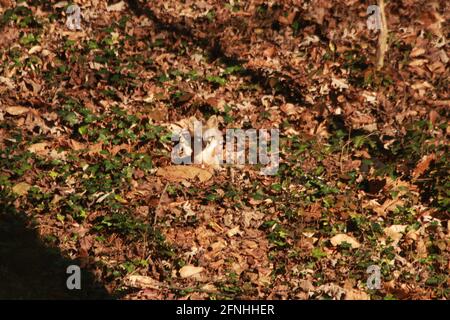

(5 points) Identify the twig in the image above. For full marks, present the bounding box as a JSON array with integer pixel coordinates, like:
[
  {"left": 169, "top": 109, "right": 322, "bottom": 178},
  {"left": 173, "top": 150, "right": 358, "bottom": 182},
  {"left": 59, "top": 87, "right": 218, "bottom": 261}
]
[
  {"left": 153, "top": 183, "right": 169, "bottom": 225},
  {"left": 124, "top": 276, "right": 236, "bottom": 298},
  {"left": 377, "top": 0, "right": 389, "bottom": 70}
]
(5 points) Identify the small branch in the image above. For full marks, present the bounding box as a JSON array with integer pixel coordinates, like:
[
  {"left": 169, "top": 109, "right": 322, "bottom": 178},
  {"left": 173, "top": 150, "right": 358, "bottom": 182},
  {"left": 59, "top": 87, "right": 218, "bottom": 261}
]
[
  {"left": 377, "top": 0, "right": 389, "bottom": 70},
  {"left": 123, "top": 276, "right": 236, "bottom": 298},
  {"left": 153, "top": 183, "right": 169, "bottom": 225}
]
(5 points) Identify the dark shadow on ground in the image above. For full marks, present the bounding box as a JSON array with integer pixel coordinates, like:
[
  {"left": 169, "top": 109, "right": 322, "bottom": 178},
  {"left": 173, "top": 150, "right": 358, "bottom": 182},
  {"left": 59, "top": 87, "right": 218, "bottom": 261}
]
[
  {"left": 125, "top": 0, "right": 311, "bottom": 106},
  {"left": 0, "top": 203, "right": 112, "bottom": 300}
]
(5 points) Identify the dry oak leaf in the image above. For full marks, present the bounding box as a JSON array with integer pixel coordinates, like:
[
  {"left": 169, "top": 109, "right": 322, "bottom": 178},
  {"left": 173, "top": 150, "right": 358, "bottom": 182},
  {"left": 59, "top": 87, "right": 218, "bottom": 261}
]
[
  {"left": 409, "top": 59, "right": 428, "bottom": 67},
  {"left": 317, "top": 283, "right": 346, "bottom": 300},
  {"left": 429, "top": 110, "right": 439, "bottom": 124},
  {"left": 226, "top": 226, "right": 242, "bottom": 237},
  {"left": 69, "top": 139, "right": 86, "bottom": 151},
  {"left": 330, "top": 234, "right": 361, "bottom": 249},
  {"left": 156, "top": 165, "right": 212, "bottom": 182},
  {"left": 383, "top": 225, "right": 407, "bottom": 246},
  {"left": 410, "top": 47, "right": 426, "bottom": 58},
  {"left": 263, "top": 46, "right": 276, "bottom": 58},
  {"left": 27, "top": 142, "right": 49, "bottom": 155},
  {"left": 412, "top": 154, "right": 435, "bottom": 180},
  {"left": 298, "top": 279, "right": 315, "bottom": 292},
  {"left": 5, "top": 106, "right": 30, "bottom": 116},
  {"left": 106, "top": 1, "right": 126, "bottom": 12},
  {"left": 278, "top": 9, "right": 297, "bottom": 25},
  {"left": 345, "top": 289, "right": 370, "bottom": 300},
  {"left": 124, "top": 275, "right": 161, "bottom": 289},
  {"left": 179, "top": 265, "right": 204, "bottom": 278},
  {"left": 0, "top": 0, "right": 13, "bottom": 9},
  {"left": 373, "top": 198, "right": 405, "bottom": 217},
  {"left": 0, "top": 76, "right": 15, "bottom": 89},
  {"left": 280, "top": 103, "right": 298, "bottom": 116},
  {"left": 12, "top": 182, "right": 32, "bottom": 196},
  {"left": 87, "top": 142, "right": 103, "bottom": 156}
]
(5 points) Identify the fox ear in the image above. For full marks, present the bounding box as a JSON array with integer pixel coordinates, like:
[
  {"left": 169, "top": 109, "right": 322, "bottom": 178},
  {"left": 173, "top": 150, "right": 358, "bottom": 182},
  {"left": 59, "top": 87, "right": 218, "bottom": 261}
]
[{"left": 205, "top": 115, "right": 219, "bottom": 130}]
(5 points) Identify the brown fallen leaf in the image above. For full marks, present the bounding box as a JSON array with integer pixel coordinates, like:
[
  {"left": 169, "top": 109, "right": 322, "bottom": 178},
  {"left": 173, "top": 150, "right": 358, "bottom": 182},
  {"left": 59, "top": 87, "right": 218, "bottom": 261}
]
[
  {"left": 280, "top": 103, "right": 297, "bottom": 116},
  {"left": 345, "top": 289, "right": 370, "bottom": 300},
  {"left": 263, "top": 46, "right": 276, "bottom": 58},
  {"left": 298, "top": 279, "right": 315, "bottom": 292},
  {"left": 124, "top": 275, "right": 161, "bottom": 289},
  {"left": 429, "top": 110, "right": 440, "bottom": 124},
  {"left": 179, "top": 265, "right": 204, "bottom": 278},
  {"left": 226, "top": 226, "right": 242, "bottom": 237},
  {"left": 330, "top": 234, "right": 361, "bottom": 249},
  {"left": 410, "top": 47, "right": 426, "bottom": 58},
  {"left": 69, "top": 139, "right": 86, "bottom": 151},
  {"left": 409, "top": 59, "right": 428, "bottom": 67},
  {"left": 383, "top": 225, "right": 407, "bottom": 246},
  {"left": 5, "top": 106, "right": 30, "bottom": 116},
  {"left": 278, "top": 9, "right": 297, "bottom": 25},
  {"left": 0, "top": 0, "right": 13, "bottom": 9},
  {"left": 48, "top": 149, "right": 67, "bottom": 161},
  {"left": 416, "top": 238, "right": 428, "bottom": 259},
  {"left": 156, "top": 165, "right": 212, "bottom": 182},
  {"left": 373, "top": 198, "right": 405, "bottom": 217},
  {"left": 12, "top": 182, "right": 32, "bottom": 196},
  {"left": 109, "top": 143, "right": 130, "bottom": 156},
  {"left": 107, "top": 1, "right": 126, "bottom": 12},
  {"left": 28, "top": 45, "right": 42, "bottom": 55},
  {"left": 412, "top": 154, "right": 435, "bottom": 180},
  {"left": 317, "top": 283, "right": 346, "bottom": 299},
  {"left": 27, "top": 142, "right": 49, "bottom": 155},
  {"left": 87, "top": 142, "right": 103, "bottom": 156},
  {"left": 301, "top": 202, "right": 322, "bottom": 222}
]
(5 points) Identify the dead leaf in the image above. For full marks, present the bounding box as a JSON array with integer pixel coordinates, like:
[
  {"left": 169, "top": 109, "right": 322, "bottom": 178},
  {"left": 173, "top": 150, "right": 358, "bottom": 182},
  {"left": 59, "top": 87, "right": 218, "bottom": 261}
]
[
  {"left": 416, "top": 239, "right": 428, "bottom": 259},
  {"left": 412, "top": 154, "right": 435, "bottom": 179},
  {"left": 302, "top": 202, "right": 322, "bottom": 222},
  {"left": 156, "top": 166, "right": 212, "bottom": 182},
  {"left": 124, "top": 275, "right": 161, "bottom": 289},
  {"left": 330, "top": 234, "right": 361, "bottom": 248},
  {"left": 53, "top": 1, "right": 68, "bottom": 9},
  {"left": 373, "top": 198, "right": 405, "bottom": 217},
  {"left": 48, "top": 149, "right": 67, "bottom": 160},
  {"left": 12, "top": 182, "right": 32, "bottom": 196},
  {"left": 109, "top": 143, "right": 130, "bottom": 156},
  {"left": 227, "top": 226, "right": 242, "bottom": 237},
  {"left": 263, "top": 46, "right": 276, "bottom": 58},
  {"left": 69, "top": 139, "right": 86, "bottom": 151},
  {"left": 0, "top": 0, "right": 13, "bottom": 9},
  {"left": 179, "top": 265, "right": 204, "bottom": 278},
  {"left": 384, "top": 225, "right": 407, "bottom": 245},
  {"left": 5, "top": 106, "right": 30, "bottom": 116},
  {"left": 410, "top": 47, "right": 426, "bottom": 58},
  {"left": 107, "top": 1, "right": 126, "bottom": 12},
  {"left": 331, "top": 77, "right": 349, "bottom": 91},
  {"left": 28, "top": 45, "right": 42, "bottom": 55},
  {"left": 27, "top": 142, "right": 49, "bottom": 154},
  {"left": 87, "top": 142, "right": 103, "bottom": 156},
  {"left": 280, "top": 103, "right": 297, "bottom": 116},
  {"left": 0, "top": 76, "right": 15, "bottom": 89},
  {"left": 409, "top": 59, "right": 428, "bottom": 67},
  {"left": 317, "top": 283, "right": 346, "bottom": 299},
  {"left": 429, "top": 110, "right": 439, "bottom": 124},
  {"left": 298, "top": 279, "right": 315, "bottom": 292},
  {"left": 345, "top": 289, "right": 370, "bottom": 300},
  {"left": 278, "top": 9, "right": 297, "bottom": 25}
]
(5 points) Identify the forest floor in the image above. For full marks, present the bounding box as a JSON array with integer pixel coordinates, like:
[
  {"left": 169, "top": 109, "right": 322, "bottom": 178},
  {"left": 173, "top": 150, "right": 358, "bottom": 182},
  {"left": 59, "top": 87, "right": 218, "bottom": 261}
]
[{"left": 0, "top": 0, "right": 448, "bottom": 299}]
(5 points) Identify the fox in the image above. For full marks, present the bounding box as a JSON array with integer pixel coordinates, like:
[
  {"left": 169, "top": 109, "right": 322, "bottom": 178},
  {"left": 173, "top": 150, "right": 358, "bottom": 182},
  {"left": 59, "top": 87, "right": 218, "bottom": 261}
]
[
  {"left": 170, "top": 116, "right": 279, "bottom": 175},
  {"left": 170, "top": 116, "right": 223, "bottom": 169}
]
